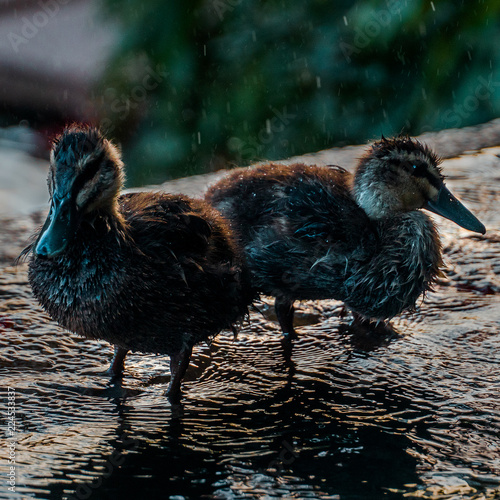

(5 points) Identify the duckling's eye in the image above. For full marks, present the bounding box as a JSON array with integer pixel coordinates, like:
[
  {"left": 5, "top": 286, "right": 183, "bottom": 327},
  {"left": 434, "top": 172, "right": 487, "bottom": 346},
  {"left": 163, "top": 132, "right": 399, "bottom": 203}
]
[{"left": 411, "top": 163, "right": 427, "bottom": 178}]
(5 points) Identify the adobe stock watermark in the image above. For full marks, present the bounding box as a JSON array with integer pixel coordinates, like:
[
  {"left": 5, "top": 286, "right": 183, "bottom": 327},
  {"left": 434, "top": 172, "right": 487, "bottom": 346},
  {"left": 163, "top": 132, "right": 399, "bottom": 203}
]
[
  {"left": 99, "top": 64, "right": 168, "bottom": 135},
  {"left": 443, "top": 73, "right": 500, "bottom": 128},
  {"left": 8, "top": 0, "right": 73, "bottom": 53},
  {"left": 340, "top": 0, "right": 403, "bottom": 63},
  {"left": 259, "top": 439, "right": 298, "bottom": 478},
  {"left": 235, "top": 106, "right": 296, "bottom": 161},
  {"left": 211, "top": 0, "right": 243, "bottom": 21},
  {"left": 6, "top": 388, "right": 17, "bottom": 495}
]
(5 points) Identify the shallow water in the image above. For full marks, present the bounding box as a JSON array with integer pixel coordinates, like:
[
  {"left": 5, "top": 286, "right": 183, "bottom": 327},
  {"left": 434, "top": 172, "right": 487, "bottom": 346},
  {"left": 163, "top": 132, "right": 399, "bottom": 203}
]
[{"left": 1, "top": 150, "right": 500, "bottom": 500}]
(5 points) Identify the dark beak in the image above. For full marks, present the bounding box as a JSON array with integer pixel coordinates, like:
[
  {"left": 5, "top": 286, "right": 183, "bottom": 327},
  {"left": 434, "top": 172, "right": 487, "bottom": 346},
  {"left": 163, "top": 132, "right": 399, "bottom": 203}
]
[
  {"left": 424, "top": 184, "right": 486, "bottom": 234},
  {"left": 35, "top": 194, "right": 79, "bottom": 257}
]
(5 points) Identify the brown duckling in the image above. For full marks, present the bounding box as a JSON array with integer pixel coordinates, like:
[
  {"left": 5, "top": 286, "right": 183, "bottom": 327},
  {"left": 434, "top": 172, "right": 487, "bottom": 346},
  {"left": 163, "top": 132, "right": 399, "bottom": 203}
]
[
  {"left": 21, "top": 125, "right": 253, "bottom": 402},
  {"left": 206, "top": 136, "right": 486, "bottom": 339}
]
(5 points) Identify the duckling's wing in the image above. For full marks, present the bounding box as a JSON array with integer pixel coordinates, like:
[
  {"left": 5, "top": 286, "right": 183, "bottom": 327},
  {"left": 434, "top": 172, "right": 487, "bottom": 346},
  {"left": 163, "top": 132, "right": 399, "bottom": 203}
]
[
  {"left": 208, "top": 163, "right": 378, "bottom": 300},
  {"left": 251, "top": 179, "right": 377, "bottom": 299},
  {"left": 282, "top": 174, "right": 374, "bottom": 253},
  {"left": 119, "top": 192, "right": 212, "bottom": 260}
]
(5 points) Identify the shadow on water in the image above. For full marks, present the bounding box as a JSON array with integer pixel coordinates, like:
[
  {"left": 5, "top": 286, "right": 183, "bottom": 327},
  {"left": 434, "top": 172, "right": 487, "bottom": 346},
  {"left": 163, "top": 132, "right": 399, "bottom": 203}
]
[
  {"left": 2, "top": 269, "right": 499, "bottom": 499},
  {"left": 38, "top": 351, "right": 422, "bottom": 500},
  {"left": 1, "top": 151, "right": 500, "bottom": 499}
]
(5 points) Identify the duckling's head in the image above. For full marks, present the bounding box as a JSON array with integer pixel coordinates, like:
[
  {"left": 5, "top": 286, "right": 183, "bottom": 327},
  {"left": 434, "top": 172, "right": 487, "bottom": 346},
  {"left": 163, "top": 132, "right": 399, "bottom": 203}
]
[
  {"left": 353, "top": 136, "right": 485, "bottom": 234},
  {"left": 35, "top": 125, "right": 125, "bottom": 258}
]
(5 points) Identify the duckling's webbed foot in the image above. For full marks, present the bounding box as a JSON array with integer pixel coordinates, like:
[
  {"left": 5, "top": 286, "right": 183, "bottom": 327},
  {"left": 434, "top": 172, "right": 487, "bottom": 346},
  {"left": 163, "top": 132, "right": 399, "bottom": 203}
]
[
  {"left": 166, "top": 346, "right": 193, "bottom": 404},
  {"left": 106, "top": 346, "right": 129, "bottom": 377},
  {"left": 275, "top": 296, "right": 298, "bottom": 340}
]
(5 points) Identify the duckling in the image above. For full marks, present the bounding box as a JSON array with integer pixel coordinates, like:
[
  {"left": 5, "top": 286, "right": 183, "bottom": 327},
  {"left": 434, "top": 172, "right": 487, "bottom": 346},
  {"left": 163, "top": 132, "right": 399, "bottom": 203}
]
[
  {"left": 206, "top": 136, "right": 486, "bottom": 339},
  {"left": 21, "top": 125, "right": 252, "bottom": 402}
]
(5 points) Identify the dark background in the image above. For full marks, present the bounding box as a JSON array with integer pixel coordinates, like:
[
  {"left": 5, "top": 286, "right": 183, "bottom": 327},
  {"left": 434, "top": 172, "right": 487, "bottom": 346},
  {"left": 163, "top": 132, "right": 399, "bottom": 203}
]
[{"left": 1, "top": 0, "right": 499, "bottom": 186}]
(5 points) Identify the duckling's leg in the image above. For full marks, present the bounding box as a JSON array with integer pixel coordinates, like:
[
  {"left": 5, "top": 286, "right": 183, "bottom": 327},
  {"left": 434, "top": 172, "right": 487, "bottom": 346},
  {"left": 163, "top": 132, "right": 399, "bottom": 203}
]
[
  {"left": 167, "top": 346, "right": 193, "bottom": 403},
  {"left": 275, "top": 296, "right": 298, "bottom": 340},
  {"left": 107, "top": 346, "right": 129, "bottom": 376}
]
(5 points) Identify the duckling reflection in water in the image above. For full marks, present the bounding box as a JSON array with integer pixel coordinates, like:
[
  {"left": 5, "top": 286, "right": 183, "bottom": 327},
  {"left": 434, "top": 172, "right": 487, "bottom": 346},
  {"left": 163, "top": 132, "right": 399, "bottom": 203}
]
[
  {"left": 206, "top": 136, "right": 486, "bottom": 339},
  {"left": 21, "top": 125, "right": 253, "bottom": 402}
]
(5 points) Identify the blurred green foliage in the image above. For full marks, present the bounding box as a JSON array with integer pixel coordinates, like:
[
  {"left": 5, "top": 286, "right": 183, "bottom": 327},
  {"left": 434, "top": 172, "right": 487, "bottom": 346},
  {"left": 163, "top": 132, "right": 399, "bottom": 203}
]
[{"left": 100, "top": 0, "right": 500, "bottom": 186}]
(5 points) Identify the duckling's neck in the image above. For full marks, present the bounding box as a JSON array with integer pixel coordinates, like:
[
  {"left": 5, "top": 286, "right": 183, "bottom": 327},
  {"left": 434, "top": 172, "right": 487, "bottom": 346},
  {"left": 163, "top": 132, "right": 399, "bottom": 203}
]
[
  {"left": 108, "top": 201, "right": 126, "bottom": 229},
  {"left": 86, "top": 196, "right": 126, "bottom": 230},
  {"left": 80, "top": 203, "right": 128, "bottom": 248},
  {"left": 344, "top": 210, "right": 442, "bottom": 320},
  {"left": 352, "top": 179, "right": 401, "bottom": 220}
]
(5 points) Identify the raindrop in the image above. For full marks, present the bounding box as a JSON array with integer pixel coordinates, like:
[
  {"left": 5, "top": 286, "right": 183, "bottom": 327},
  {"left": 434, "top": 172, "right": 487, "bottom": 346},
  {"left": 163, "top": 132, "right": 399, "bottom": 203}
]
[
  {"left": 316, "top": 76, "right": 321, "bottom": 89},
  {"left": 343, "top": 16, "right": 348, "bottom": 26},
  {"left": 430, "top": 1, "right": 435, "bottom": 11}
]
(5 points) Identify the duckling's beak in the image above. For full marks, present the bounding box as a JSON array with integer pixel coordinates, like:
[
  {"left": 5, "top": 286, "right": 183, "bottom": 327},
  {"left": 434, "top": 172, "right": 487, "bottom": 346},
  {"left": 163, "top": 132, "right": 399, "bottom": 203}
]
[
  {"left": 35, "top": 194, "right": 80, "bottom": 258},
  {"left": 424, "top": 184, "right": 486, "bottom": 234}
]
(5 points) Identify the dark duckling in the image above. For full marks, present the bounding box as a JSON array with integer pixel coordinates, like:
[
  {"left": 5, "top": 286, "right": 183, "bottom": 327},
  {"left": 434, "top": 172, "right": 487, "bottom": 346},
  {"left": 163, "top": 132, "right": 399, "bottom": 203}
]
[
  {"left": 21, "top": 125, "right": 252, "bottom": 402},
  {"left": 206, "top": 136, "right": 486, "bottom": 339}
]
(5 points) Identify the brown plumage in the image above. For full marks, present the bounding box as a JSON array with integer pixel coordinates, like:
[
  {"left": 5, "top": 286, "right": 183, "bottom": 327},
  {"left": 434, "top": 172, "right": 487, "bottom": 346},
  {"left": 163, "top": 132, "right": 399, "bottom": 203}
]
[
  {"left": 22, "top": 125, "right": 253, "bottom": 402},
  {"left": 206, "top": 136, "right": 486, "bottom": 338}
]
